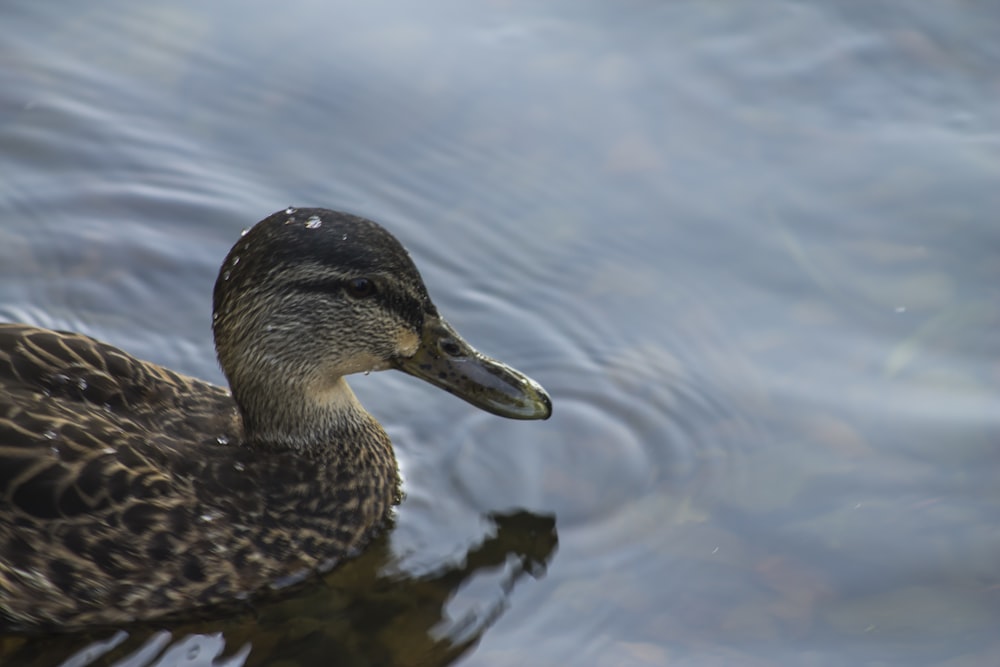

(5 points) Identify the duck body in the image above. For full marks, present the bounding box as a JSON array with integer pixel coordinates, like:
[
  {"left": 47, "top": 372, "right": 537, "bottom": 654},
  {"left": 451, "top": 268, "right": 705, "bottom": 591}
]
[
  {"left": 0, "top": 208, "right": 550, "bottom": 632},
  {"left": 0, "top": 325, "right": 397, "bottom": 631}
]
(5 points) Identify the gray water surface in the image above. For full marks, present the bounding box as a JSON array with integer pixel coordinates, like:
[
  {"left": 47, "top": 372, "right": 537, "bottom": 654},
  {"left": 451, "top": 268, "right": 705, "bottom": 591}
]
[{"left": 2, "top": 1, "right": 999, "bottom": 666}]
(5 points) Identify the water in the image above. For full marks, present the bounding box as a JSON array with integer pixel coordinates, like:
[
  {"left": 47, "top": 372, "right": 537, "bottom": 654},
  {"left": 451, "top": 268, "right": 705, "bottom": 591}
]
[{"left": 2, "top": 1, "right": 999, "bottom": 666}]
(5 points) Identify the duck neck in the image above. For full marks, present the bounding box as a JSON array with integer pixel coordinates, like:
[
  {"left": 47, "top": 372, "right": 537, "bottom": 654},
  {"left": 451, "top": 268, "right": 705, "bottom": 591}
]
[
  {"left": 232, "top": 375, "right": 385, "bottom": 457},
  {"left": 229, "top": 374, "right": 402, "bottom": 544}
]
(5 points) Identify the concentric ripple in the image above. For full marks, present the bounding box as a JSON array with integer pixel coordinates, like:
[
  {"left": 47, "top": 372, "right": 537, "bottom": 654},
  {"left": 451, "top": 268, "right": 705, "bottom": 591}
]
[{"left": 444, "top": 333, "right": 758, "bottom": 534}]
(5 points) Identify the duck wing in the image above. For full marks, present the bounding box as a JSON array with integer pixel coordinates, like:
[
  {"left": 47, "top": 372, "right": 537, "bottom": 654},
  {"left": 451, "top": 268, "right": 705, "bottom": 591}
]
[{"left": 0, "top": 323, "right": 241, "bottom": 520}]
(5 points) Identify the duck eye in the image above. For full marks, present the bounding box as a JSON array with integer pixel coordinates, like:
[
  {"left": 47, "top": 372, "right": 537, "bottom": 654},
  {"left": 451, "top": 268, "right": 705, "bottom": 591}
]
[{"left": 345, "top": 277, "right": 375, "bottom": 298}]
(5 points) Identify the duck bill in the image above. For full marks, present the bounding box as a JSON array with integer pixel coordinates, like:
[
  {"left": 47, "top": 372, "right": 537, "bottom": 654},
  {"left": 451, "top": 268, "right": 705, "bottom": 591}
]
[{"left": 393, "top": 315, "right": 552, "bottom": 420}]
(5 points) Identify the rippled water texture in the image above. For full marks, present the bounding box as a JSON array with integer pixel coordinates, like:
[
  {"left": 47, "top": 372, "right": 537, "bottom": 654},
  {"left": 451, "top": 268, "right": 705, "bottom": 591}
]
[{"left": 2, "top": 1, "right": 1000, "bottom": 666}]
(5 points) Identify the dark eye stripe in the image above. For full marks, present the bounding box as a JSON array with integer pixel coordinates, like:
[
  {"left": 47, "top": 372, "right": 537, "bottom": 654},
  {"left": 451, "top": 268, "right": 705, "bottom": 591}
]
[
  {"left": 286, "top": 278, "right": 346, "bottom": 295},
  {"left": 386, "top": 292, "right": 425, "bottom": 333},
  {"left": 287, "top": 278, "right": 424, "bottom": 331}
]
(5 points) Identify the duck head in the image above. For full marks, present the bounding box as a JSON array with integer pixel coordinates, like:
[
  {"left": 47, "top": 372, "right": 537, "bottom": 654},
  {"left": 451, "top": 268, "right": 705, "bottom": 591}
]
[{"left": 212, "top": 208, "right": 551, "bottom": 446}]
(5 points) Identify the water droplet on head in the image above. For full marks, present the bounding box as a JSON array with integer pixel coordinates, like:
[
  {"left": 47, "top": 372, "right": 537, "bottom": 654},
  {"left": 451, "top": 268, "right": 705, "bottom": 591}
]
[
  {"left": 342, "top": 234, "right": 348, "bottom": 241},
  {"left": 43, "top": 429, "right": 58, "bottom": 440},
  {"left": 216, "top": 435, "right": 230, "bottom": 445},
  {"left": 222, "top": 270, "right": 231, "bottom": 281},
  {"left": 76, "top": 378, "right": 88, "bottom": 391},
  {"left": 233, "top": 462, "right": 245, "bottom": 472},
  {"left": 285, "top": 206, "right": 296, "bottom": 214},
  {"left": 231, "top": 255, "right": 240, "bottom": 265},
  {"left": 240, "top": 227, "right": 250, "bottom": 237},
  {"left": 305, "top": 215, "right": 322, "bottom": 229},
  {"left": 212, "top": 311, "right": 220, "bottom": 321}
]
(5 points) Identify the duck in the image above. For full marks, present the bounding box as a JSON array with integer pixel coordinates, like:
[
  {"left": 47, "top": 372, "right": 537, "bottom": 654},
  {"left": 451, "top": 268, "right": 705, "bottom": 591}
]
[{"left": 0, "top": 207, "right": 551, "bottom": 632}]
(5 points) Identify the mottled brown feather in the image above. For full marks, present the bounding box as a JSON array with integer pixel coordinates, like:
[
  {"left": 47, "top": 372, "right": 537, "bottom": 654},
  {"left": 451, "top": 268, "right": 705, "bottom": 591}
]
[
  {"left": 0, "top": 323, "right": 399, "bottom": 631},
  {"left": 0, "top": 209, "right": 424, "bottom": 631},
  {"left": 0, "top": 208, "right": 550, "bottom": 633}
]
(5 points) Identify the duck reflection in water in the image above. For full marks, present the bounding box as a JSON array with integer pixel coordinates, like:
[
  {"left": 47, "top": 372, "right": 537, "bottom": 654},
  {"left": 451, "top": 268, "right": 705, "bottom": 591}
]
[{"left": 2, "top": 511, "right": 557, "bottom": 667}]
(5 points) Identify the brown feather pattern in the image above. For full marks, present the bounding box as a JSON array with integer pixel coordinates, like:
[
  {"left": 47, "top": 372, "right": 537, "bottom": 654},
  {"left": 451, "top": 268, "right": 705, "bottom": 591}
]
[
  {"left": 0, "top": 323, "right": 399, "bottom": 631},
  {"left": 0, "top": 208, "right": 551, "bottom": 632},
  {"left": 0, "top": 209, "right": 432, "bottom": 631}
]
